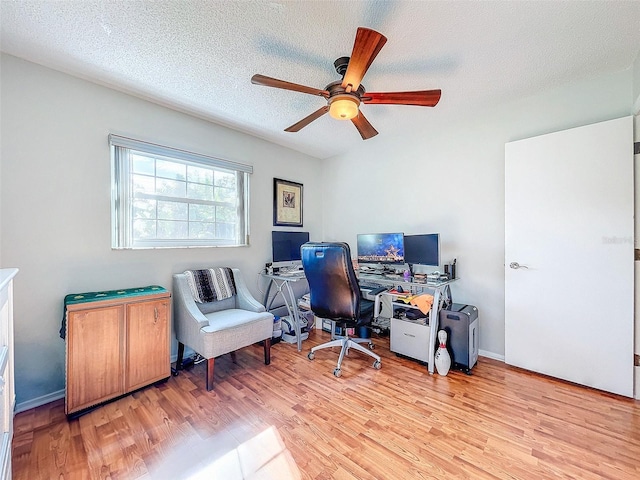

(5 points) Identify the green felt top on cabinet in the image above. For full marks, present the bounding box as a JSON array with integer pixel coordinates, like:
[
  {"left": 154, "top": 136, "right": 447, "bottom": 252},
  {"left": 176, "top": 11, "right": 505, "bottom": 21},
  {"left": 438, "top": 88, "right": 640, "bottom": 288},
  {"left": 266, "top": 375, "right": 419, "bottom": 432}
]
[
  {"left": 60, "top": 285, "right": 168, "bottom": 339},
  {"left": 64, "top": 285, "right": 168, "bottom": 306}
]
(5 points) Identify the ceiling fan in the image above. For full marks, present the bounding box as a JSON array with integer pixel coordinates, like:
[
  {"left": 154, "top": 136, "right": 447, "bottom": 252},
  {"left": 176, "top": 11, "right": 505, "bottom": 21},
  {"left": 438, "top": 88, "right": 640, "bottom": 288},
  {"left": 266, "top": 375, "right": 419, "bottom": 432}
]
[{"left": 251, "top": 27, "right": 441, "bottom": 140}]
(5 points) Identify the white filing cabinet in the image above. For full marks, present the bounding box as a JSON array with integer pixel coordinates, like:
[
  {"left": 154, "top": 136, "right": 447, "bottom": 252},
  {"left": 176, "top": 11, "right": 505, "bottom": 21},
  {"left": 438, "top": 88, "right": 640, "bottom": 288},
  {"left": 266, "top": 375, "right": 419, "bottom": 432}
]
[
  {"left": 390, "top": 317, "right": 430, "bottom": 362},
  {"left": 0, "top": 269, "right": 17, "bottom": 480}
]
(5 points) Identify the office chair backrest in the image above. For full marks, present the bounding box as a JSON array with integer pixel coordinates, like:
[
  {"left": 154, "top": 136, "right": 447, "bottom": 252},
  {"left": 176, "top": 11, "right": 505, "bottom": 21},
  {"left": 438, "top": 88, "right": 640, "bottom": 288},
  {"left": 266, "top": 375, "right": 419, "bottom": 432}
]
[{"left": 301, "top": 242, "right": 360, "bottom": 321}]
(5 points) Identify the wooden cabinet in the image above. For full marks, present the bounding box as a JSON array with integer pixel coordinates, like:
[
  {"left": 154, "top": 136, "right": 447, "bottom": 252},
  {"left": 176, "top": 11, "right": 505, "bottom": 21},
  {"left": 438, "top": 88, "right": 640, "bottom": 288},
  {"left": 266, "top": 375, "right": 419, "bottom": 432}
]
[
  {"left": 64, "top": 287, "right": 170, "bottom": 416},
  {"left": 0, "top": 269, "right": 17, "bottom": 480}
]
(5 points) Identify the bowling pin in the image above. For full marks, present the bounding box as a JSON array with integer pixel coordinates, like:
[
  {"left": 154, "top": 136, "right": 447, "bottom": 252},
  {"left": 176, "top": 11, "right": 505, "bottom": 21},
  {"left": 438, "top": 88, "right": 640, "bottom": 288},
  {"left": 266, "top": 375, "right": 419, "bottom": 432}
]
[{"left": 435, "top": 329, "right": 451, "bottom": 376}]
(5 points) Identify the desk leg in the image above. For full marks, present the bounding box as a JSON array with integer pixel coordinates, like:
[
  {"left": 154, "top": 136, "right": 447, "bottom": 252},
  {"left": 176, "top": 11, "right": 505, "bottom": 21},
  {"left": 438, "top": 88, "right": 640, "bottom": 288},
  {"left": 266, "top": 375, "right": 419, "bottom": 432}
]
[
  {"left": 266, "top": 279, "right": 302, "bottom": 352},
  {"left": 283, "top": 281, "right": 302, "bottom": 351},
  {"left": 374, "top": 294, "right": 382, "bottom": 320},
  {"left": 263, "top": 281, "right": 274, "bottom": 311},
  {"left": 427, "top": 287, "right": 442, "bottom": 374}
]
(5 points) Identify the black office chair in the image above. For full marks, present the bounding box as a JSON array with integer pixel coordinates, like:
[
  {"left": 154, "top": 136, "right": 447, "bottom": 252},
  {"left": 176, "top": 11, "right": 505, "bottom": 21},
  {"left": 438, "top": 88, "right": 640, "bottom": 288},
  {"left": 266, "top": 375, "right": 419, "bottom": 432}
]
[{"left": 301, "top": 242, "right": 381, "bottom": 377}]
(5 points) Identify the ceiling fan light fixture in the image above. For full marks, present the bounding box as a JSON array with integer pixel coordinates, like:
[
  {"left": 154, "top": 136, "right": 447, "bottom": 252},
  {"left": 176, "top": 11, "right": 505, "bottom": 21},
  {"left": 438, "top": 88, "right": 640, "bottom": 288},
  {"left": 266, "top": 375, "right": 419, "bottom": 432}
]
[{"left": 329, "top": 95, "right": 360, "bottom": 120}]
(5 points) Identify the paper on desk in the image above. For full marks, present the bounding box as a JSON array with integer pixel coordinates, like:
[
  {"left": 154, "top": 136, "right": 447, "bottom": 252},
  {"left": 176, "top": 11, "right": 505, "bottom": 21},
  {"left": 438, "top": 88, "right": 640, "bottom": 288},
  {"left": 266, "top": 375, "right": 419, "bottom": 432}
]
[{"left": 393, "top": 293, "right": 414, "bottom": 302}]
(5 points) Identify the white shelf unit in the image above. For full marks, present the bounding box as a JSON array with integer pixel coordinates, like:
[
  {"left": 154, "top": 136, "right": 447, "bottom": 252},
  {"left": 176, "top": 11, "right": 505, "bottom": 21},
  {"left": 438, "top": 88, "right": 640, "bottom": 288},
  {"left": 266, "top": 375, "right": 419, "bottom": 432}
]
[
  {"left": 372, "top": 279, "right": 454, "bottom": 371},
  {"left": 390, "top": 316, "right": 430, "bottom": 363},
  {"left": 0, "top": 268, "right": 18, "bottom": 480}
]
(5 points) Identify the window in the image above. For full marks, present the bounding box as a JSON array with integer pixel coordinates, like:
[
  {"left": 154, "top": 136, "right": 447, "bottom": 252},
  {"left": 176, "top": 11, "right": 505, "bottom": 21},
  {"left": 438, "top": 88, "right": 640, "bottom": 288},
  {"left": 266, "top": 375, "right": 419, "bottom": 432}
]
[{"left": 110, "top": 135, "right": 251, "bottom": 249}]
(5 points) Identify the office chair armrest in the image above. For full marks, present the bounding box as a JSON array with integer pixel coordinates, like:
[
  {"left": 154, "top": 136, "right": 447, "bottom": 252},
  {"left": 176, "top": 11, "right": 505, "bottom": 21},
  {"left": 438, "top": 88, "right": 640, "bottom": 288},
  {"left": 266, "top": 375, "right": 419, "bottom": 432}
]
[{"left": 232, "top": 268, "right": 266, "bottom": 313}]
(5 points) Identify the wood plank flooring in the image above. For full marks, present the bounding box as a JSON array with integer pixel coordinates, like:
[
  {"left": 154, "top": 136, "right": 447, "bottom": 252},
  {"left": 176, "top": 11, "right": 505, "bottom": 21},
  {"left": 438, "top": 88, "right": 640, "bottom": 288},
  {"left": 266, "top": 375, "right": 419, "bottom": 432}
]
[{"left": 12, "top": 329, "right": 640, "bottom": 479}]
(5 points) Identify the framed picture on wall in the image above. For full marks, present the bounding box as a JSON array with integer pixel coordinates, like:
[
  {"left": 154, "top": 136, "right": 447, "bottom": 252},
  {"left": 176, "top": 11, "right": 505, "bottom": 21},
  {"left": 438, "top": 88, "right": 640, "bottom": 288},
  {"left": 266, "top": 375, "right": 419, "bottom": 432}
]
[{"left": 273, "top": 178, "right": 303, "bottom": 227}]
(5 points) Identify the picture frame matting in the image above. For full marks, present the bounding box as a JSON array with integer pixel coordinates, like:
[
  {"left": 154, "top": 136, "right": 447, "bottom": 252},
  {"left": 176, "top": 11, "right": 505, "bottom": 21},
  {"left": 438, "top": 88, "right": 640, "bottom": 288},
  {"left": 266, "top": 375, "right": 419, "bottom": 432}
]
[{"left": 273, "top": 178, "right": 303, "bottom": 227}]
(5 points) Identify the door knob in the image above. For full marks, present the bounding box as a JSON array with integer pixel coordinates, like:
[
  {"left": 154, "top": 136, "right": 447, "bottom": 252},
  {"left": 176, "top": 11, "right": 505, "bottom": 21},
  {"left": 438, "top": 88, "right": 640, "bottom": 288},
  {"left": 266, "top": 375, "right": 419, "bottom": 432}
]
[{"left": 509, "top": 262, "right": 529, "bottom": 269}]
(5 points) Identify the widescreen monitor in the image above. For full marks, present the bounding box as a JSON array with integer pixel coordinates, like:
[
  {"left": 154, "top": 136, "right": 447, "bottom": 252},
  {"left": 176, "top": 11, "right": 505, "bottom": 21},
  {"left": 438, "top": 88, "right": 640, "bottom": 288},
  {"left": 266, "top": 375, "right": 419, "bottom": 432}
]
[
  {"left": 404, "top": 233, "right": 440, "bottom": 267},
  {"left": 271, "top": 231, "right": 309, "bottom": 264},
  {"left": 356, "top": 233, "right": 404, "bottom": 264}
]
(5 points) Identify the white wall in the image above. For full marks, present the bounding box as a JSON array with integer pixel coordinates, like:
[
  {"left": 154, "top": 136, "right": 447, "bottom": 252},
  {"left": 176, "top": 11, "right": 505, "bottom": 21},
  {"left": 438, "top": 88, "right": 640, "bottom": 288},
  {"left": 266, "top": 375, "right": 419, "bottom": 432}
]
[
  {"left": 0, "top": 56, "right": 3, "bottom": 267},
  {"left": 0, "top": 54, "right": 322, "bottom": 407},
  {"left": 633, "top": 49, "right": 640, "bottom": 113},
  {"left": 2, "top": 51, "right": 637, "bottom": 407},
  {"left": 322, "top": 69, "right": 635, "bottom": 359}
]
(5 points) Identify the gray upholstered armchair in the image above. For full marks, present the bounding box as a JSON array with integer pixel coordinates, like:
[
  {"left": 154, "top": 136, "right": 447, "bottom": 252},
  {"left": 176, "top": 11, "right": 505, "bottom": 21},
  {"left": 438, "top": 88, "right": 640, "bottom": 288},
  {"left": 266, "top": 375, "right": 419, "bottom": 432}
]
[{"left": 173, "top": 268, "right": 274, "bottom": 390}]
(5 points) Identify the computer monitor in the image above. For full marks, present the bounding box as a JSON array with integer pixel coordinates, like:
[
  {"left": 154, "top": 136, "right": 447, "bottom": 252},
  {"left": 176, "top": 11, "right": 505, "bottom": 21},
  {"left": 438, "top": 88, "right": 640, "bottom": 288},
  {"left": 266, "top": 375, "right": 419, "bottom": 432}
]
[
  {"left": 404, "top": 233, "right": 440, "bottom": 268},
  {"left": 271, "top": 231, "right": 309, "bottom": 267},
  {"left": 356, "top": 233, "right": 404, "bottom": 264}
]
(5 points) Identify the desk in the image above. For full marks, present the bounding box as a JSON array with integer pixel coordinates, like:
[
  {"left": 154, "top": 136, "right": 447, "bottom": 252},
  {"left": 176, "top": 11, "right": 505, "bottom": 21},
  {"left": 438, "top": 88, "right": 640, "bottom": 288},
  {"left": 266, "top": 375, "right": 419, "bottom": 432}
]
[
  {"left": 358, "top": 272, "right": 457, "bottom": 374},
  {"left": 262, "top": 269, "right": 456, "bottom": 373},
  {"left": 261, "top": 271, "right": 307, "bottom": 351}
]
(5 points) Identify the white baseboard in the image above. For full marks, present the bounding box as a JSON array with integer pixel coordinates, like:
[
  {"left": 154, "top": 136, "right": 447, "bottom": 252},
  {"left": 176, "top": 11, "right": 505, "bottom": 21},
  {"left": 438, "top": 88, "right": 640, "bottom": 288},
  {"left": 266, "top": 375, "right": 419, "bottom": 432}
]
[
  {"left": 15, "top": 389, "right": 65, "bottom": 414},
  {"left": 478, "top": 349, "right": 504, "bottom": 362},
  {"left": 14, "top": 352, "right": 194, "bottom": 414}
]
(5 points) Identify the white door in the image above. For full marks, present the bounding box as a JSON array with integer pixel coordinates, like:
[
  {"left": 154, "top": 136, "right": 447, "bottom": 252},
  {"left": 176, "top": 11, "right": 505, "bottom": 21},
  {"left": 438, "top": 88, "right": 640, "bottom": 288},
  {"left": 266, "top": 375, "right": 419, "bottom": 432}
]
[{"left": 505, "top": 116, "right": 634, "bottom": 397}]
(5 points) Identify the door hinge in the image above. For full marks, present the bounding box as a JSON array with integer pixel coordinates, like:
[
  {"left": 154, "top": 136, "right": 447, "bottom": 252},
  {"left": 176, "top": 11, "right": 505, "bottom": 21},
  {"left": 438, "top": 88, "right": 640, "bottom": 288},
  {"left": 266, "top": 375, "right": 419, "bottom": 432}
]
[
  {"left": 635, "top": 354, "right": 640, "bottom": 367},
  {"left": 634, "top": 142, "right": 640, "bottom": 155},
  {"left": 635, "top": 249, "right": 640, "bottom": 261}
]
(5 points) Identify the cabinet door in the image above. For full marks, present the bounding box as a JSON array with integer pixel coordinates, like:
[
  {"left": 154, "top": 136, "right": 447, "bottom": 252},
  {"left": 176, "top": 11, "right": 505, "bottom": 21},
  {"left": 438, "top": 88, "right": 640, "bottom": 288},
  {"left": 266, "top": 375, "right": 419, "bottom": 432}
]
[
  {"left": 125, "top": 299, "right": 170, "bottom": 392},
  {"left": 0, "top": 287, "right": 12, "bottom": 439},
  {"left": 0, "top": 346, "right": 9, "bottom": 435},
  {"left": 66, "top": 305, "right": 124, "bottom": 414}
]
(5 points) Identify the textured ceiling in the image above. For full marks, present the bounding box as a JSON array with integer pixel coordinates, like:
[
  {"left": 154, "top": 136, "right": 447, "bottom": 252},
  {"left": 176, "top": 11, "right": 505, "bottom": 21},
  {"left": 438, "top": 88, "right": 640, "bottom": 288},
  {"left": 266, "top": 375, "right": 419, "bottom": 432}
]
[{"left": 2, "top": 1, "right": 640, "bottom": 159}]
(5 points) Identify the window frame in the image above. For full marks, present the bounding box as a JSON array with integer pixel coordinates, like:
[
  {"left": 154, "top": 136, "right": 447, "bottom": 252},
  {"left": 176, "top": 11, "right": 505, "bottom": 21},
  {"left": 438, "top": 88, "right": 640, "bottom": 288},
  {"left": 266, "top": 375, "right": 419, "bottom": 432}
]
[{"left": 110, "top": 134, "right": 251, "bottom": 249}]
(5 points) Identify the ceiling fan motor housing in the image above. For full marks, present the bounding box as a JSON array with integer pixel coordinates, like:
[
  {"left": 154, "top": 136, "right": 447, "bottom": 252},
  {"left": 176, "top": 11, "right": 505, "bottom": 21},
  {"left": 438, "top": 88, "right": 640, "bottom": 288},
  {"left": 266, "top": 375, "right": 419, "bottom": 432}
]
[
  {"left": 325, "top": 81, "right": 366, "bottom": 97},
  {"left": 334, "top": 56, "right": 350, "bottom": 77}
]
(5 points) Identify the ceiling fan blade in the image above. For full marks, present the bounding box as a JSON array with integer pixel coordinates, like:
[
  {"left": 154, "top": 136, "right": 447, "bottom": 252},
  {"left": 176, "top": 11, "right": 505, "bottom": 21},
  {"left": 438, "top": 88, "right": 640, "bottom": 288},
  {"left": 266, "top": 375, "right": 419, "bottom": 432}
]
[
  {"left": 251, "top": 74, "right": 329, "bottom": 97},
  {"left": 351, "top": 111, "right": 378, "bottom": 140},
  {"left": 362, "top": 90, "right": 442, "bottom": 107},
  {"left": 284, "top": 106, "right": 330, "bottom": 132},
  {"left": 341, "top": 28, "right": 387, "bottom": 93}
]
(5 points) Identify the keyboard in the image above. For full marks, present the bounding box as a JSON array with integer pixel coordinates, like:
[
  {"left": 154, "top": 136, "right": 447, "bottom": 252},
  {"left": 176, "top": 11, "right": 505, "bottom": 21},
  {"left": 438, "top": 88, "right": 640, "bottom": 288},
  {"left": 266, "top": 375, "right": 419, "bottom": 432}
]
[
  {"left": 278, "top": 270, "right": 305, "bottom": 278},
  {"left": 368, "top": 286, "right": 388, "bottom": 295}
]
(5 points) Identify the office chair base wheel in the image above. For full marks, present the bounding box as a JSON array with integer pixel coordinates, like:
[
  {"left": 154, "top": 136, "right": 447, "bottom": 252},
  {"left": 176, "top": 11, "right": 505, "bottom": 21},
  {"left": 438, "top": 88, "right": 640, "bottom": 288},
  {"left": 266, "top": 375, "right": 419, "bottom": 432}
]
[
  {"left": 333, "top": 368, "right": 342, "bottom": 378},
  {"left": 368, "top": 343, "right": 375, "bottom": 350},
  {"left": 373, "top": 360, "right": 382, "bottom": 370},
  {"left": 308, "top": 352, "right": 315, "bottom": 360}
]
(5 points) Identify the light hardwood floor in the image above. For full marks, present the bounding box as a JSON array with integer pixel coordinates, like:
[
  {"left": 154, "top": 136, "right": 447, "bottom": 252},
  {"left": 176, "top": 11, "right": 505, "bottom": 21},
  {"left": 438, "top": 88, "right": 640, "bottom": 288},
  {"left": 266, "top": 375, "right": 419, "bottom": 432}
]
[{"left": 12, "top": 329, "right": 640, "bottom": 479}]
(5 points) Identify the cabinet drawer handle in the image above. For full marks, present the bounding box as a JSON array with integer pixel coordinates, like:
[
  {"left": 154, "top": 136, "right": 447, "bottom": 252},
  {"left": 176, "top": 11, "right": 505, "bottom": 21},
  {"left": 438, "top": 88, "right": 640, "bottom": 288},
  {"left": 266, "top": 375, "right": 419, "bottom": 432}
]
[{"left": 403, "top": 333, "right": 416, "bottom": 338}]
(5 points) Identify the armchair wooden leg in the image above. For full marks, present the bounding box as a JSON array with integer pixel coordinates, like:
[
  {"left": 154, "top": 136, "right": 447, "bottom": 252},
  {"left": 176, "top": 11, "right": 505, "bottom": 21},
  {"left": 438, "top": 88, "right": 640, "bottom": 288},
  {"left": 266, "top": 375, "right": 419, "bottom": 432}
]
[
  {"left": 176, "top": 342, "right": 185, "bottom": 371},
  {"left": 206, "top": 357, "right": 215, "bottom": 391},
  {"left": 264, "top": 338, "right": 271, "bottom": 365}
]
